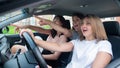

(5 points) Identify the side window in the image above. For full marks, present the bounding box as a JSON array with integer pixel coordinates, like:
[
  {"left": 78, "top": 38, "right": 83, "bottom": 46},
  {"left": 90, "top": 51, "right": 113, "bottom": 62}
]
[
  {"left": 101, "top": 16, "right": 120, "bottom": 23},
  {"left": 6, "top": 15, "right": 72, "bottom": 34},
  {"left": 8, "top": 15, "right": 54, "bottom": 34}
]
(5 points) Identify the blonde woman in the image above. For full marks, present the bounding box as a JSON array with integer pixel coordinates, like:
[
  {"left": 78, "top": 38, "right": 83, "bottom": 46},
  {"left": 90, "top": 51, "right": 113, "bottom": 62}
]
[{"left": 20, "top": 14, "right": 113, "bottom": 68}]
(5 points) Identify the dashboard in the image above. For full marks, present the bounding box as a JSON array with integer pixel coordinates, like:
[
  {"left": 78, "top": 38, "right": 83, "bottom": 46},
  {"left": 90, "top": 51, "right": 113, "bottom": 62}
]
[{"left": 0, "top": 34, "right": 12, "bottom": 64}]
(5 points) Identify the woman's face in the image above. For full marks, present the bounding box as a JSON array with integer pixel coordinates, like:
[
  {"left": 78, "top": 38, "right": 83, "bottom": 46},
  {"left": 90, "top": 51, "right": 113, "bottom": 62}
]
[
  {"left": 72, "top": 16, "right": 82, "bottom": 32},
  {"left": 53, "top": 17, "right": 62, "bottom": 26},
  {"left": 81, "top": 18, "right": 94, "bottom": 40}
]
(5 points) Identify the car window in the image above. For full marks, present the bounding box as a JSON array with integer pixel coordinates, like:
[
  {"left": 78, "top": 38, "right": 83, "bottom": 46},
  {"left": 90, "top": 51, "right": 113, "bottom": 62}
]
[
  {"left": 5, "top": 14, "right": 72, "bottom": 34},
  {"left": 101, "top": 16, "right": 120, "bottom": 23},
  {"left": 0, "top": 10, "right": 25, "bottom": 34},
  {"left": 3, "top": 11, "right": 120, "bottom": 35},
  {"left": 7, "top": 15, "right": 52, "bottom": 34},
  {"left": 1, "top": 11, "right": 72, "bottom": 34}
]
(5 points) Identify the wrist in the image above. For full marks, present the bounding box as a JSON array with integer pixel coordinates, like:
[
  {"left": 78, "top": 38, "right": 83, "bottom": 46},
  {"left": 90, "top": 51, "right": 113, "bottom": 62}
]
[
  {"left": 34, "top": 38, "right": 39, "bottom": 44},
  {"left": 46, "top": 19, "right": 52, "bottom": 25},
  {"left": 49, "top": 22, "right": 53, "bottom": 26},
  {"left": 24, "top": 25, "right": 30, "bottom": 29}
]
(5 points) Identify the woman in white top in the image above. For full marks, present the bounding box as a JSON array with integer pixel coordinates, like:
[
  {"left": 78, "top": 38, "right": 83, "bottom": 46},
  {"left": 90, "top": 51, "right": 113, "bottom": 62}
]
[{"left": 20, "top": 14, "right": 113, "bottom": 68}]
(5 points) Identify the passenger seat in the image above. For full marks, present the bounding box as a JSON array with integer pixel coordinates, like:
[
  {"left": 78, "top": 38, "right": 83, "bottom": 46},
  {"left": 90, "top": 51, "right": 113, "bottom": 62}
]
[
  {"left": 103, "top": 21, "right": 120, "bottom": 68},
  {"left": 103, "top": 21, "right": 120, "bottom": 60}
]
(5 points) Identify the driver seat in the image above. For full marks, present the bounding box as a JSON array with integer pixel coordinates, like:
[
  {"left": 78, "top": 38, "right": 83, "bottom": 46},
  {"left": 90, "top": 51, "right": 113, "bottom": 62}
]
[{"left": 103, "top": 21, "right": 120, "bottom": 68}]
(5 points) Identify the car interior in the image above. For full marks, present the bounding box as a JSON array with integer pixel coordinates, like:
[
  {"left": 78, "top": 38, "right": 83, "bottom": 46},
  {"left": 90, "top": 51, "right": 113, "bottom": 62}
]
[
  {"left": 0, "top": 0, "right": 120, "bottom": 68},
  {"left": 103, "top": 21, "right": 120, "bottom": 68}
]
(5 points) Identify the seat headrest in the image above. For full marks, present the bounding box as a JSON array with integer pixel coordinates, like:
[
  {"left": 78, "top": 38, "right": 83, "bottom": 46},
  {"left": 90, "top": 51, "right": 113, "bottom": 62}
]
[
  {"left": 103, "top": 21, "right": 120, "bottom": 36},
  {"left": 65, "top": 20, "right": 71, "bottom": 29}
]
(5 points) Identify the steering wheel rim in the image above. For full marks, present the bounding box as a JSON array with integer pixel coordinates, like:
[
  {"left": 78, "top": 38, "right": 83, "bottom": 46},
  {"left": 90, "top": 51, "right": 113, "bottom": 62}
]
[{"left": 22, "top": 32, "right": 48, "bottom": 68}]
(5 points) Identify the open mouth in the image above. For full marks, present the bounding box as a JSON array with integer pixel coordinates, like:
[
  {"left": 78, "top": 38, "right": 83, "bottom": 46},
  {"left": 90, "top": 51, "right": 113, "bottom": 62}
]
[
  {"left": 73, "top": 25, "right": 78, "bottom": 28},
  {"left": 82, "top": 29, "right": 88, "bottom": 33}
]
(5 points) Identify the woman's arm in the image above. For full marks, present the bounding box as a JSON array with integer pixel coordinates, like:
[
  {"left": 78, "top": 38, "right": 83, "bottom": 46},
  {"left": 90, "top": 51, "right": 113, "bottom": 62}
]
[
  {"left": 34, "top": 15, "right": 72, "bottom": 38},
  {"left": 25, "top": 25, "right": 51, "bottom": 35},
  {"left": 35, "top": 34, "right": 73, "bottom": 52},
  {"left": 92, "top": 52, "right": 112, "bottom": 68},
  {"left": 49, "top": 22, "right": 72, "bottom": 38},
  {"left": 42, "top": 52, "right": 61, "bottom": 60},
  {"left": 43, "top": 35, "right": 68, "bottom": 60},
  {"left": 20, "top": 29, "right": 74, "bottom": 52},
  {"left": 12, "top": 23, "right": 51, "bottom": 35},
  {"left": 35, "top": 39, "right": 73, "bottom": 52}
]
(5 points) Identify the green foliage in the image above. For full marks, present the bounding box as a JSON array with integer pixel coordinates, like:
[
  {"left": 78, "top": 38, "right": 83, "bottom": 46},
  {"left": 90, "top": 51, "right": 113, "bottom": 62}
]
[
  {"left": 3, "top": 25, "right": 51, "bottom": 34},
  {"left": 7, "top": 26, "right": 16, "bottom": 34},
  {"left": 42, "top": 25, "right": 51, "bottom": 29}
]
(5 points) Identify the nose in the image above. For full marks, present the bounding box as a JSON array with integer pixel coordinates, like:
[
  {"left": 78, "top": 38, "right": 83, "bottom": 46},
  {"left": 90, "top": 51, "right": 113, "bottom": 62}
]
[{"left": 73, "top": 22, "right": 76, "bottom": 26}]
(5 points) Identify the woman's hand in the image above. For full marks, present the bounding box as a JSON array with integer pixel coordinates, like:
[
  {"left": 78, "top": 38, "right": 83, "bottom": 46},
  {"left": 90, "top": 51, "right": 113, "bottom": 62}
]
[
  {"left": 11, "top": 23, "right": 28, "bottom": 33},
  {"left": 11, "top": 23, "right": 26, "bottom": 28},
  {"left": 20, "top": 29, "right": 35, "bottom": 40}
]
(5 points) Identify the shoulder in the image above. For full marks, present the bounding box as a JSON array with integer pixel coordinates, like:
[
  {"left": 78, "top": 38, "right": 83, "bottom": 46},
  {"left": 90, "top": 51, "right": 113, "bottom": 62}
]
[
  {"left": 70, "top": 30, "right": 79, "bottom": 39},
  {"left": 97, "top": 40, "right": 113, "bottom": 56},
  {"left": 98, "top": 40, "right": 111, "bottom": 46},
  {"left": 97, "top": 40, "right": 112, "bottom": 49},
  {"left": 71, "top": 30, "right": 78, "bottom": 35}
]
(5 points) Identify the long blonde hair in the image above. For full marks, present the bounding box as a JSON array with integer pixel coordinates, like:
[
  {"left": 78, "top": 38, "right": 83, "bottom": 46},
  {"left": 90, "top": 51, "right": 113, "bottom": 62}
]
[{"left": 80, "top": 14, "right": 107, "bottom": 42}]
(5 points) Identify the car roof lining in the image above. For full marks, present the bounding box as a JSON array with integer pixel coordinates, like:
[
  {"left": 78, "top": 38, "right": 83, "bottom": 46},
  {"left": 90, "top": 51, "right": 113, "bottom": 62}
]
[
  {"left": 33, "top": 0, "right": 120, "bottom": 17},
  {"left": 0, "top": 0, "right": 55, "bottom": 16},
  {"left": 0, "top": 0, "right": 120, "bottom": 18}
]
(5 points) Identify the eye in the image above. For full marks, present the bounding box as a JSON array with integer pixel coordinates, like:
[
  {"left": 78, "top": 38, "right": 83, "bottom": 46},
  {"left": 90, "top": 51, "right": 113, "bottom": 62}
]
[
  {"left": 76, "top": 18, "right": 80, "bottom": 21},
  {"left": 80, "top": 22, "right": 84, "bottom": 26},
  {"left": 81, "top": 22, "right": 83, "bottom": 24},
  {"left": 86, "top": 22, "right": 91, "bottom": 25}
]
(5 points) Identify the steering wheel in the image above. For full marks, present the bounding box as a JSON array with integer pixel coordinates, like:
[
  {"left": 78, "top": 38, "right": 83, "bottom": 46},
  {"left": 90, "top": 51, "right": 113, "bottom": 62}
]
[{"left": 22, "top": 32, "right": 48, "bottom": 68}]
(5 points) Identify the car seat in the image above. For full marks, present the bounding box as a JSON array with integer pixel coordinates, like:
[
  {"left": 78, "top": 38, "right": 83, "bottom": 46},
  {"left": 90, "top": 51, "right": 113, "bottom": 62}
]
[{"left": 103, "top": 21, "right": 120, "bottom": 68}]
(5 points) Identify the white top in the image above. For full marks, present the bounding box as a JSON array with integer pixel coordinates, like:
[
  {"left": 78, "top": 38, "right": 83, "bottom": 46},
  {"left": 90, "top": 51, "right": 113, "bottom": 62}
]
[{"left": 66, "top": 39, "right": 113, "bottom": 68}]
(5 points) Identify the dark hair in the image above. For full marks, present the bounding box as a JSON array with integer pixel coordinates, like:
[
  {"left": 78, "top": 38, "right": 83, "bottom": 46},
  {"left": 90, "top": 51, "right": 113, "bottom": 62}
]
[
  {"left": 72, "top": 12, "right": 84, "bottom": 19},
  {"left": 72, "top": 12, "right": 84, "bottom": 30},
  {"left": 51, "top": 15, "right": 70, "bottom": 38}
]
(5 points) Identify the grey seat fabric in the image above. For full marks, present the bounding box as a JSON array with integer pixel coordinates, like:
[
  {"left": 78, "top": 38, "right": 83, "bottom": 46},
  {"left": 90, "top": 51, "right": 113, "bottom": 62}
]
[
  {"left": 64, "top": 20, "right": 71, "bottom": 29},
  {"left": 103, "top": 21, "right": 120, "bottom": 36},
  {"left": 106, "top": 58, "right": 120, "bottom": 68},
  {"left": 103, "top": 21, "right": 120, "bottom": 60},
  {"left": 103, "top": 21, "right": 120, "bottom": 68}
]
